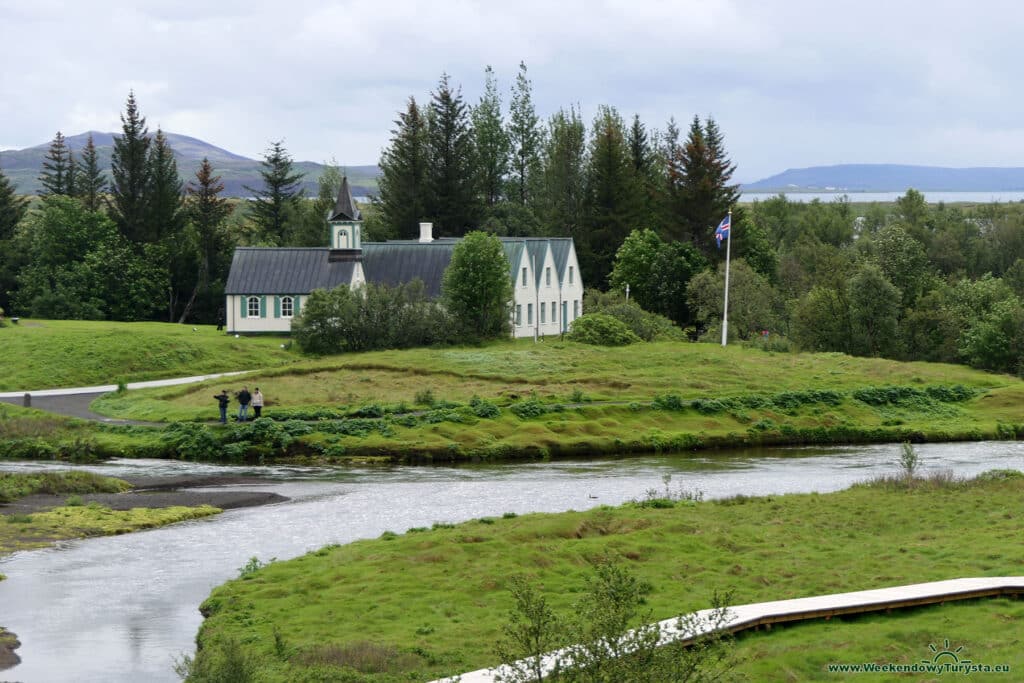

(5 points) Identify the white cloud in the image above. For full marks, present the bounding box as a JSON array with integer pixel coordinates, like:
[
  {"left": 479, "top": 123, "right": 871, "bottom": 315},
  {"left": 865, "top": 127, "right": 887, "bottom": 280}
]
[{"left": 3, "top": 0, "right": 1024, "bottom": 180}]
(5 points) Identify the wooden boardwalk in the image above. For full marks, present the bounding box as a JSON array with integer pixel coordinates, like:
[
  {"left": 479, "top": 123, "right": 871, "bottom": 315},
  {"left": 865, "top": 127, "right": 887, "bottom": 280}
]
[{"left": 431, "top": 576, "right": 1024, "bottom": 683}]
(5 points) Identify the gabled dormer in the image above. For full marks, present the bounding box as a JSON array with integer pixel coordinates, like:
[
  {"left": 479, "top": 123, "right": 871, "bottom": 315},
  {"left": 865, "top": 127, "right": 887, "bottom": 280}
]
[{"left": 328, "top": 176, "right": 362, "bottom": 253}]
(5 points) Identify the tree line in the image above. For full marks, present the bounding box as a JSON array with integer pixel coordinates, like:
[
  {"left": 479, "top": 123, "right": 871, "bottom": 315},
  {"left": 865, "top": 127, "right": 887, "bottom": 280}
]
[
  {"left": 0, "top": 92, "right": 331, "bottom": 324},
  {"left": 371, "top": 63, "right": 738, "bottom": 288}
]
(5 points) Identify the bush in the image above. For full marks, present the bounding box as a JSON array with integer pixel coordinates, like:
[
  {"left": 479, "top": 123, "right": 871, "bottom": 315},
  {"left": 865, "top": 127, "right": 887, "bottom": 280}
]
[
  {"left": 583, "top": 290, "right": 684, "bottom": 341},
  {"left": 469, "top": 396, "right": 500, "bottom": 419},
  {"left": 568, "top": 314, "right": 641, "bottom": 346},
  {"left": 511, "top": 399, "right": 548, "bottom": 419},
  {"left": 162, "top": 422, "right": 222, "bottom": 460}
]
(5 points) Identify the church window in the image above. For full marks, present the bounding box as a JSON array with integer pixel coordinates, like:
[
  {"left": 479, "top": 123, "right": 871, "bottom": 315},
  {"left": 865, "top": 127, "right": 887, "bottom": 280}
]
[
  {"left": 247, "top": 297, "right": 260, "bottom": 318},
  {"left": 281, "top": 296, "right": 294, "bottom": 318}
]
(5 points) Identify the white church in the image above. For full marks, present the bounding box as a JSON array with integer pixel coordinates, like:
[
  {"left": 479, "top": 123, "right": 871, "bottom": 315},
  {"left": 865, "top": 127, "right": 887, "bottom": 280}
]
[{"left": 224, "top": 178, "right": 584, "bottom": 338}]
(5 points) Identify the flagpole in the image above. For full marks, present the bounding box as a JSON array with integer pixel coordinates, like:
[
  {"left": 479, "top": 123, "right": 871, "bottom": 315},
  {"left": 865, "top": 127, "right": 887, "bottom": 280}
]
[{"left": 721, "top": 210, "right": 732, "bottom": 347}]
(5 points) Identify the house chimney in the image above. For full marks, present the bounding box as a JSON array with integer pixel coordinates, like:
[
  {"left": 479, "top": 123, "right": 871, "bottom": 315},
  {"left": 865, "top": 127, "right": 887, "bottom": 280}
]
[{"left": 419, "top": 222, "right": 434, "bottom": 243}]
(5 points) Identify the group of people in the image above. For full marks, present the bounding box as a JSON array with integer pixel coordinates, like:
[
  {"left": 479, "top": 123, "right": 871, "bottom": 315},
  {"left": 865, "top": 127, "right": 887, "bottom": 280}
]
[{"left": 213, "top": 386, "right": 264, "bottom": 424}]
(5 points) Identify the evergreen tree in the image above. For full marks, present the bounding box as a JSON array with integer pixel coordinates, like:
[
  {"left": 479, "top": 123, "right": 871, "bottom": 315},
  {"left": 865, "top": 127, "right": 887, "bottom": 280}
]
[
  {"left": 425, "top": 73, "right": 478, "bottom": 235},
  {"left": 626, "top": 114, "right": 661, "bottom": 231},
  {"left": 539, "top": 107, "right": 586, "bottom": 238},
  {"left": 507, "top": 61, "right": 543, "bottom": 206},
  {"left": 580, "top": 106, "right": 634, "bottom": 287},
  {"left": 76, "top": 133, "right": 107, "bottom": 212},
  {"left": 179, "top": 158, "right": 233, "bottom": 323},
  {"left": 0, "top": 162, "right": 30, "bottom": 314},
  {"left": 244, "top": 140, "right": 304, "bottom": 245},
  {"left": 39, "top": 131, "right": 73, "bottom": 196},
  {"left": 376, "top": 97, "right": 429, "bottom": 240},
  {"left": 668, "top": 116, "right": 740, "bottom": 255},
  {"left": 146, "top": 128, "right": 185, "bottom": 243},
  {"left": 110, "top": 91, "right": 152, "bottom": 245},
  {"left": 472, "top": 65, "right": 509, "bottom": 209},
  {"left": 0, "top": 163, "right": 27, "bottom": 241}
]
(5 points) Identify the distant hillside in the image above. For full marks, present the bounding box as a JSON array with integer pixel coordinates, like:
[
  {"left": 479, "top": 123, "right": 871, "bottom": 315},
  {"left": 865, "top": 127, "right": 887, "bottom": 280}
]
[
  {"left": 743, "top": 164, "right": 1024, "bottom": 193},
  {"left": 0, "top": 131, "right": 381, "bottom": 198}
]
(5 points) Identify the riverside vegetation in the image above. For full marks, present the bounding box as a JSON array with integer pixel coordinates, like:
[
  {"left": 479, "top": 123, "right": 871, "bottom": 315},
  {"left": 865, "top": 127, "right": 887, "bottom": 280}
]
[
  {"left": 184, "top": 469, "right": 1024, "bottom": 682},
  {"left": 0, "top": 471, "right": 221, "bottom": 555},
  {"left": 5, "top": 327, "right": 1024, "bottom": 463}
]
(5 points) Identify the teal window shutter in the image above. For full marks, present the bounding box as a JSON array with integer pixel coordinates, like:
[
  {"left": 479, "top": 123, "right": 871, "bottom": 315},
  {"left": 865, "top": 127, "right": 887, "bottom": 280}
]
[
  {"left": 295, "top": 296, "right": 302, "bottom": 316},
  {"left": 240, "top": 296, "right": 247, "bottom": 319},
  {"left": 260, "top": 296, "right": 267, "bottom": 318},
  {"left": 274, "top": 296, "right": 281, "bottom": 318}
]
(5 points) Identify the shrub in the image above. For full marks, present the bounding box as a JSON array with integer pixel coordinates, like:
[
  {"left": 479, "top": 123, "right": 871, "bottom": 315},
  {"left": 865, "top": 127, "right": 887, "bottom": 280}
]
[
  {"left": 511, "top": 399, "right": 548, "bottom": 419},
  {"left": 469, "top": 396, "right": 500, "bottom": 419},
  {"left": 568, "top": 314, "right": 641, "bottom": 346},
  {"left": 414, "top": 388, "right": 436, "bottom": 406},
  {"left": 652, "top": 394, "right": 685, "bottom": 411},
  {"left": 162, "top": 423, "right": 222, "bottom": 460}
]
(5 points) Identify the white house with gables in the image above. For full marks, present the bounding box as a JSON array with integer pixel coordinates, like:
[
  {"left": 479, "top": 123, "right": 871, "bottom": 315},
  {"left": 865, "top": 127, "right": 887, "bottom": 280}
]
[{"left": 224, "top": 179, "right": 583, "bottom": 337}]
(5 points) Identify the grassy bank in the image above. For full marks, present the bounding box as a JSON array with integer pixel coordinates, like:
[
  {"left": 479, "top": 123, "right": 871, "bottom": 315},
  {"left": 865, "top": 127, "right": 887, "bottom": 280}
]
[
  {"left": 0, "top": 319, "right": 298, "bottom": 390},
  {"left": 0, "top": 470, "right": 222, "bottom": 554},
  {"left": 78, "top": 340, "right": 1024, "bottom": 463},
  {"left": 191, "top": 471, "right": 1024, "bottom": 681}
]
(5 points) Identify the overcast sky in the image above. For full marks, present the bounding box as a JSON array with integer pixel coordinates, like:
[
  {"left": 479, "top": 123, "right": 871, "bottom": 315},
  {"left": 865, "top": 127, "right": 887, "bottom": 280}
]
[{"left": 2, "top": 0, "right": 1023, "bottom": 182}]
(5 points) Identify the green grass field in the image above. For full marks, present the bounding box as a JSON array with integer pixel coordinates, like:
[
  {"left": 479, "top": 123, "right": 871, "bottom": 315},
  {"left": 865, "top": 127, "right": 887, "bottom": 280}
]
[
  {"left": 0, "top": 319, "right": 298, "bottom": 390},
  {"left": 77, "top": 338, "right": 1024, "bottom": 463},
  {"left": 191, "top": 471, "right": 1024, "bottom": 681}
]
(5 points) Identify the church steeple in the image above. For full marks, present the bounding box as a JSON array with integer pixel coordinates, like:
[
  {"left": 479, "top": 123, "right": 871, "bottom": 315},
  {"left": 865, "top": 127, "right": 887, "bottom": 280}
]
[{"left": 328, "top": 176, "right": 362, "bottom": 250}]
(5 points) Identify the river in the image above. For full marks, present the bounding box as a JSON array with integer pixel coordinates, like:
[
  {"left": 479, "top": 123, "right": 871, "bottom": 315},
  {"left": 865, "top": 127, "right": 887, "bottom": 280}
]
[{"left": 2, "top": 441, "right": 1024, "bottom": 682}]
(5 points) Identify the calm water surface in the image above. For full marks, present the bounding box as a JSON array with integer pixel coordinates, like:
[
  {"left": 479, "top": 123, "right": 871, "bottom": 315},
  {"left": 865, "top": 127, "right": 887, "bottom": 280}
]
[{"left": 2, "top": 441, "right": 1023, "bottom": 682}]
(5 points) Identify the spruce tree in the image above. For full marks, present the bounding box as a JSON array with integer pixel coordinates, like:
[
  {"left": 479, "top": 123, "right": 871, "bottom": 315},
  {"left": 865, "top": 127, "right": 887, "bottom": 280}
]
[
  {"left": 626, "top": 114, "right": 661, "bottom": 231},
  {"left": 539, "top": 107, "right": 586, "bottom": 238},
  {"left": 377, "top": 97, "right": 429, "bottom": 240},
  {"left": 472, "top": 65, "right": 509, "bottom": 208},
  {"left": 146, "top": 128, "right": 185, "bottom": 243},
  {"left": 703, "top": 117, "right": 740, "bottom": 222},
  {"left": 244, "top": 140, "right": 304, "bottom": 245},
  {"left": 180, "top": 158, "right": 232, "bottom": 323},
  {"left": 0, "top": 163, "right": 28, "bottom": 241},
  {"left": 110, "top": 91, "right": 152, "bottom": 244},
  {"left": 581, "top": 106, "right": 634, "bottom": 287},
  {"left": 507, "top": 61, "right": 542, "bottom": 206},
  {"left": 425, "top": 73, "right": 478, "bottom": 236},
  {"left": 76, "top": 133, "right": 107, "bottom": 212},
  {"left": 39, "top": 131, "right": 73, "bottom": 196}
]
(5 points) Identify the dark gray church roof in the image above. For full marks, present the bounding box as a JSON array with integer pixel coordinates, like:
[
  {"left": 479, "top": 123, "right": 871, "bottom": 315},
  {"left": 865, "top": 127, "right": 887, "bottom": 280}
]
[
  {"left": 225, "top": 248, "right": 358, "bottom": 294},
  {"left": 361, "top": 242, "right": 458, "bottom": 297},
  {"left": 328, "top": 176, "right": 361, "bottom": 221}
]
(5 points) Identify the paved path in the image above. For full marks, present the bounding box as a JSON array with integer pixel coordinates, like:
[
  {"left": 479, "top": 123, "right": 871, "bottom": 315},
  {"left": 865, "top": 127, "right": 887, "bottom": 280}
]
[
  {"left": 432, "top": 576, "right": 1024, "bottom": 682},
  {"left": 0, "top": 371, "right": 252, "bottom": 424}
]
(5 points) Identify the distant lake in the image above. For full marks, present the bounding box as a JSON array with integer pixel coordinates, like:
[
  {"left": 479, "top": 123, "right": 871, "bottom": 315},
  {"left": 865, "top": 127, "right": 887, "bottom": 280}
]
[{"left": 741, "top": 191, "right": 1024, "bottom": 204}]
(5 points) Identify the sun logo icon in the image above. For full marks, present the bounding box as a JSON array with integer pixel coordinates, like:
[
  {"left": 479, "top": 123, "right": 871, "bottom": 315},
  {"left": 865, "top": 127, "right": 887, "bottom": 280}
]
[{"left": 924, "top": 639, "right": 971, "bottom": 665}]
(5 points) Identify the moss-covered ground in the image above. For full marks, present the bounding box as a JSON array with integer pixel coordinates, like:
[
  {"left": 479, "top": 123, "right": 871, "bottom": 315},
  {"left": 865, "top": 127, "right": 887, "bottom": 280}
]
[{"left": 192, "top": 471, "right": 1024, "bottom": 682}]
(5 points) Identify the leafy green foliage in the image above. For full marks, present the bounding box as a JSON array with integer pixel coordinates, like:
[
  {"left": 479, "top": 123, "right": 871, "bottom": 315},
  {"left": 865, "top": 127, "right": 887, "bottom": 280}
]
[
  {"left": 610, "top": 228, "right": 708, "bottom": 325},
  {"left": 567, "top": 314, "right": 641, "bottom": 346},
  {"left": 0, "top": 470, "right": 130, "bottom": 504},
  {"left": 442, "top": 231, "right": 513, "bottom": 339},
  {"left": 292, "top": 280, "right": 453, "bottom": 354},
  {"left": 582, "top": 290, "right": 683, "bottom": 342}
]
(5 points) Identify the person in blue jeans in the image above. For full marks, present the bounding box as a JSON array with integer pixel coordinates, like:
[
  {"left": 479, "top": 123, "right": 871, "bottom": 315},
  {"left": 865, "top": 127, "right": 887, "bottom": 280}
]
[
  {"left": 214, "top": 390, "right": 230, "bottom": 424},
  {"left": 236, "top": 386, "right": 252, "bottom": 422}
]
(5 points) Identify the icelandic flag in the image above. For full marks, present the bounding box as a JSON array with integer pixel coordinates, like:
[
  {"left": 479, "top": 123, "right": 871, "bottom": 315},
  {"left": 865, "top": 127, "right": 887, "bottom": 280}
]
[{"left": 715, "top": 214, "right": 731, "bottom": 248}]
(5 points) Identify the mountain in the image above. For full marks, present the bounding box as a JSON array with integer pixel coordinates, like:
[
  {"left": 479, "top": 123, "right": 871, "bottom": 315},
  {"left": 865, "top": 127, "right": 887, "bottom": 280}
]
[
  {"left": 0, "top": 131, "right": 381, "bottom": 198},
  {"left": 742, "top": 164, "right": 1024, "bottom": 193}
]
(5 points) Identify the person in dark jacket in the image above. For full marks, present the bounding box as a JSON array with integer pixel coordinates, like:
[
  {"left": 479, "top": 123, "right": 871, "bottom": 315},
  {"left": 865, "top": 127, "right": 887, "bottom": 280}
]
[
  {"left": 236, "top": 386, "right": 252, "bottom": 422},
  {"left": 214, "top": 390, "right": 230, "bottom": 424}
]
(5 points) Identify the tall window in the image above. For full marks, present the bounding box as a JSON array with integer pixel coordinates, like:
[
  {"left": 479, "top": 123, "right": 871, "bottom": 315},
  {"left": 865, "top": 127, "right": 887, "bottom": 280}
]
[
  {"left": 540, "top": 302, "right": 546, "bottom": 324},
  {"left": 247, "top": 296, "right": 260, "bottom": 318},
  {"left": 516, "top": 305, "right": 522, "bottom": 326},
  {"left": 546, "top": 267, "right": 551, "bottom": 286},
  {"left": 281, "top": 296, "right": 294, "bottom": 318},
  {"left": 527, "top": 303, "right": 533, "bottom": 325},
  {"left": 552, "top": 301, "right": 557, "bottom": 322},
  {"left": 573, "top": 300, "right": 579, "bottom": 319},
  {"left": 522, "top": 267, "right": 527, "bottom": 286},
  {"left": 569, "top": 266, "right": 574, "bottom": 284}
]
